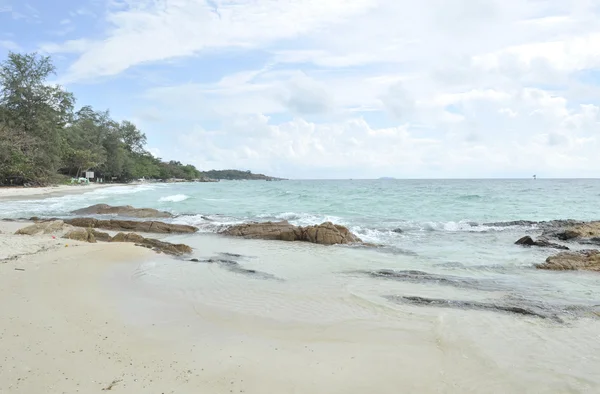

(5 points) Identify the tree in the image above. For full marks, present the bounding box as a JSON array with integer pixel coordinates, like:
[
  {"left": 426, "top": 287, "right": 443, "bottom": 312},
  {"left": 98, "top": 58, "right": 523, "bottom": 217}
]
[
  {"left": 0, "top": 52, "right": 74, "bottom": 183},
  {"left": 0, "top": 52, "right": 208, "bottom": 185}
]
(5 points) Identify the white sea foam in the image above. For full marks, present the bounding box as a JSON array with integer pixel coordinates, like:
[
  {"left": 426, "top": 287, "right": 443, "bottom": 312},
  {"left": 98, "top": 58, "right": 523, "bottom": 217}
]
[
  {"left": 256, "top": 212, "right": 345, "bottom": 227},
  {"left": 159, "top": 194, "right": 190, "bottom": 202}
]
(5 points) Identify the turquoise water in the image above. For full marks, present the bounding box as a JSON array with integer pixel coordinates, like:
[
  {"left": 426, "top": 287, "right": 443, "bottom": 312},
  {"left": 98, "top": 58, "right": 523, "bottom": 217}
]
[{"left": 4, "top": 178, "right": 599, "bottom": 227}]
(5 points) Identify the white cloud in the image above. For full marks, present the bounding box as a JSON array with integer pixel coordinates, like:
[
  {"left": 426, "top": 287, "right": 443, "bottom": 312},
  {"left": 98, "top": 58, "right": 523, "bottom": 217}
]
[
  {"left": 52, "top": 0, "right": 376, "bottom": 82},
  {"left": 0, "top": 40, "right": 21, "bottom": 51},
  {"left": 40, "top": 39, "right": 91, "bottom": 54},
  {"left": 39, "top": 0, "right": 600, "bottom": 177}
]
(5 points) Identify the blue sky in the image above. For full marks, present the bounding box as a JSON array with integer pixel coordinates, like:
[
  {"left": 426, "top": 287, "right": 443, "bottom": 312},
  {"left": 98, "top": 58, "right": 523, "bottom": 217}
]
[{"left": 1, "top": 0, "right": 600, "bottom": 179}]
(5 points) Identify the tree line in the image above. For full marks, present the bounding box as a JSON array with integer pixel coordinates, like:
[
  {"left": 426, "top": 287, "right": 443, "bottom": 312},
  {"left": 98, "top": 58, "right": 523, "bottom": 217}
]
[{"left": 0, "top": 52, "right": 203, "bottom": 186}]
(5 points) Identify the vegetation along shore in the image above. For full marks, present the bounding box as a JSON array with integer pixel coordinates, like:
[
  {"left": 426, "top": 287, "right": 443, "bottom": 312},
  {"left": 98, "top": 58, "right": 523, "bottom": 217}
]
[{"left": 0, "top": 52, "right": 281, "bottom": 187}]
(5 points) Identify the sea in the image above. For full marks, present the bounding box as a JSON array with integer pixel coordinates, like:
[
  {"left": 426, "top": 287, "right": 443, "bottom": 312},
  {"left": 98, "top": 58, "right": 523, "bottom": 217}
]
[{"left": 2, "top": 179, "right": 600, "bottom": 392}]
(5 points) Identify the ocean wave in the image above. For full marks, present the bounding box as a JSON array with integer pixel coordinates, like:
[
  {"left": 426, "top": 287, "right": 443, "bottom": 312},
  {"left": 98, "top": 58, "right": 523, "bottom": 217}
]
[
  {"left": 386, "top": 220, "right": 529, "bottom": 233},
  {"left": 86, "top": 184, "right": 164, "bottom": 196},
  {"left": 255, "top": 212, "right": 344, "bottom": 227},
  {"left": 172, "top": 214, "right": 246, "bottom": 233},
  {"left": 159, "top": 194, "right": 190, "bottom": 202}
]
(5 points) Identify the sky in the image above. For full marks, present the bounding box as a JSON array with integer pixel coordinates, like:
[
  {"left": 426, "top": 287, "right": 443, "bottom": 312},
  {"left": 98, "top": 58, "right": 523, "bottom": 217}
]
[{"left": 1, "top": 0, "right": 600, "bottom": 179}]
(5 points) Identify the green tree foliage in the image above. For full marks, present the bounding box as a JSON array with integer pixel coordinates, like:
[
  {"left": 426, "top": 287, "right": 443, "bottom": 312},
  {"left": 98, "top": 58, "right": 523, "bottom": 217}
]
[
  {"left": 0, "top": 52, "right": 74, "bottom": 183},
  {"left": 202, "top": 169, "right": 278, "bottom": 180},
  {"left": 0, "top": 52, "right": 206, "bottom": 185}
]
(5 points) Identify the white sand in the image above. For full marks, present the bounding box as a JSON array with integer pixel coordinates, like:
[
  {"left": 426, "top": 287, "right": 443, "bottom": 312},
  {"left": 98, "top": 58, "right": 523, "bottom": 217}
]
[
  {"left": 1, "top": 223, "right": 430, "bottom": 393},
  {"left": 2, "top": 221, "right": 599, "bottom": 393},
  {"left": 0, "top": 183, "right": 115, "bottom": 201}
]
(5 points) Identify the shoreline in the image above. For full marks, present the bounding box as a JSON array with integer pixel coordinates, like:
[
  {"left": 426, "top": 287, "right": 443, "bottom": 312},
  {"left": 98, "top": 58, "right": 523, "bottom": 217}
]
[{"left": 0, "top": 183, "right": 120, "bottom": 201}]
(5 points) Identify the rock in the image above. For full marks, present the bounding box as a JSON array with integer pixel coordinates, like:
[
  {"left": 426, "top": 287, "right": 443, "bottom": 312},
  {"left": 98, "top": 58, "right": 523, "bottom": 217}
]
[
  {"left": 222, "top": 221, "right": 300, "bottom": 240},
  {"left": 110, "top": 232, "right": 193, "bottom": 255},
  {"left": 484, "top": 220, "right": 539, "bottom": 227},
  {"left": 541, "top": 220, "right": 600, "bottom": 241},
  {"left": 71, "top": 204, "right": 173, "bottom": 218},
  {"left": 62, "top": 228, "right": 97, "bottom": 243},
  {"left": 536, "top": 250, "right": 600, "bottom": 272},
  {"left": 515, "top": 235, "right": 569, "bottom": 250},
  {"left": 196, "top": 257, "right": 281, "bottom": 280},
  {"left": 63, "top": 218, "right": 198, "bottom": 234},
  {"left": 387, "top": 295, "right": 560, "bottom": 321},
  {"left": 392, "top": 228, "right": 403, "bottom": 234},
  {"left": 220, "top": 221, "right": 362, "bottom": 245},
  {"left": 91, "top": 230, "right": 112, "bottom": 242},
  {"left": 362, "top": 269, "right": 503, "bottom": 291},
  {"left": 15, "top": 220, "right": 73, "bottom": 236},
  {"left": 559, "top": 222, "right": 600, "bottom": 240},
  {"left": 302, "top": 222, "right": 362, "bottom": 245}
]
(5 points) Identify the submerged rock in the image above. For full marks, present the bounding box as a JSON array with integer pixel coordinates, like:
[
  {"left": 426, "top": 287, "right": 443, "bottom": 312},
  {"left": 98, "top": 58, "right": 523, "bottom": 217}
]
[
  {"left": 110, "top": 232, "right": 192, "bottom": 255},
  {"left": 193, "top": 257, "right": 281, "bottom": 280},
  {"left": 71, "top": 204, "right": 173, "bottom": 218},
  {"left": 536, "top": 250, "right": 600, "bottom": 272},
  {"left": 387, "top": 295, "right": 560, "bottom": 321},
  {"left": 63, "top": 218, "right": 197, "bottom": 234},
  {"left": 361, "top": 269, "right": 502, "bottom": 291},
  {"left": 221, "top": 220, "right": 361, "bottom": 245},
  {"left": 515, "top": 236, "right": 569, "bottom": 250},
  {"left": 484, "top": 220, "right": 539, "bottom": 227}
]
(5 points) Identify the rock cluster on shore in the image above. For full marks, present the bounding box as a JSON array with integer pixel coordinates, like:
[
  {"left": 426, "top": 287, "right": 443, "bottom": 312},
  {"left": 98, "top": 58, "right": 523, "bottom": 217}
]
[
  {"left": 15, "top": 220, "right": 193, "bottom": 255},
  {"left": 61, "top": 218, "right": 198, "bottom": 234},
  {"left": 71, "top": 204, "right": 173, "bottom": 218},
  {"left": 220, "top": 220, "right": 362, "bottom": 245},
  {"left": 515, "top": 220, "right": 600, "bottom": 272}
]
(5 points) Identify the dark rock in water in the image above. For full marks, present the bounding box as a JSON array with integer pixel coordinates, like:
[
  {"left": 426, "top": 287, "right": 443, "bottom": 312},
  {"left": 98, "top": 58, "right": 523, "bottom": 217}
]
[
  {"left": 363, "top": 269, "right": 501, "bottom": 291},
  {"left": 221, "top": 220, "right": 362, "bottom": 245},
  {"left": 579, "top": 237, "right": 600, "bottom": 246},
  {"left": 484, "top": 220, "right": 539, "bottom": 227},
  {"left": 63, "top": 218, "right": 198, "bottom": 234},
  {"left": 536, "top": 250, "right": 600, "bottom": 272},
  {"left": 392, "top": 228, "right": 403, "bottom": 234},
  {"left": 386, "top": 295, "right": 561, "bottom": 321},
  {"left": 72, "top": 204, "right": 173, "bottom": 218},
  {"left": 197, "top": 258, "right": 282, "bottom": 280},
  {"left": 189, "top": 258, "right": 200, "bottom": 262},
  {"left": 220, "top": 252, "right": 243, "bottom": 258},
  {"left": 515, "top": 236, "right": 569, "bottom": 250}
]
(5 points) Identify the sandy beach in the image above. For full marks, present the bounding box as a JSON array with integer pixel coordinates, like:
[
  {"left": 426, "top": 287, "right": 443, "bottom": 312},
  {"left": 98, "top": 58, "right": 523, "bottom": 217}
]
[
  {"left": 2, "top": 217, "right": 600, "bottom": 393},
  {"left": 0, "top": 183, "right": 116, "bottom": 201},
  {"left": 1, "top": 222, "right": 441, "bottom": 393}
]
